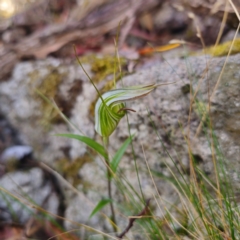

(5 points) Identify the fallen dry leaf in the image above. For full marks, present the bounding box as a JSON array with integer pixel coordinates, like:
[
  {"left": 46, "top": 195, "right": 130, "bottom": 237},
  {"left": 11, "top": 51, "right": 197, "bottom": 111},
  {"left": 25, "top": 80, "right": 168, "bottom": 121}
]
[
  {"left": 138, "top": 43, "right": 180, "bottom": 55},
  {"left": 0, "top": 224, "right": 24, "bottom": 240}
]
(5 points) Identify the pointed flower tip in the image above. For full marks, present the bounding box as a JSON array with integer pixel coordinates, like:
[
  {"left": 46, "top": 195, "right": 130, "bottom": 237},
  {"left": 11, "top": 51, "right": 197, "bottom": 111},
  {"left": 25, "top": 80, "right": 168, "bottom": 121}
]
[{"left": 94, "top": 84, "right": 157, "bottom": 138}]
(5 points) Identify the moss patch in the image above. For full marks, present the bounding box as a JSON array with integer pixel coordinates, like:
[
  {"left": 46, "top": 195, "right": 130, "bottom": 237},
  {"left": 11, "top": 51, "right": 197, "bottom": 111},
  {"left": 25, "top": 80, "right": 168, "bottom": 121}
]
[
  {"left": 56, "top": 154, "right": 92, "bottom": 187},
  {"left": 80, "top": 54, "right": 126, "bottom": 84},
  {"left": 206, "top": 38, "right": 240, "bottom": 57},
  {"left": 28, "top": 66, "right": 65, "bottom": 128},
  {"left": 29, "top": 65, "right": 83, "bottom": 128}
]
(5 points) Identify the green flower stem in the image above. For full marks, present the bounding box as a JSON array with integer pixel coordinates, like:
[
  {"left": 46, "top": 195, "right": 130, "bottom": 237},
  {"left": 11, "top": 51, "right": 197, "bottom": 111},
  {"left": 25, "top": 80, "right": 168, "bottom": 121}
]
[{"left": 103, "top": 136, "right": 117, "bottom": 232}]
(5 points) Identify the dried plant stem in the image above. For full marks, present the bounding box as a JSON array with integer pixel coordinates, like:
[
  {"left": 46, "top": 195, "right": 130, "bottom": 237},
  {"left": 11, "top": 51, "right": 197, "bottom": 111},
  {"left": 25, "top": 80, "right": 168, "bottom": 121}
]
[
  {"left": 103, "top": 137, "right": 117, "bottom": 233},
  {"left": 117, "top": 198, "right": 151, "bottom": 239}
]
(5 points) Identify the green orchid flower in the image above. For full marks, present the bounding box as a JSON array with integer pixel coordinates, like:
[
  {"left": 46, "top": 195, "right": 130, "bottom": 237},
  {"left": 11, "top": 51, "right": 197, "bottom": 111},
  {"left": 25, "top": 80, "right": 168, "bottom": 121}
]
[{"left": 95, "top": 84, "right": 157, "bottom": 138}]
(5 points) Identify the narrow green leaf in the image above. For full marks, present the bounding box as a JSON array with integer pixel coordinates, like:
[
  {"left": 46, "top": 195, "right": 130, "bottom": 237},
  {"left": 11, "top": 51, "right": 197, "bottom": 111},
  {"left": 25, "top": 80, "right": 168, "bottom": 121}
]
[
  {"left": 89, "top": 198, "right": 112, "bottom": 219},
  {"left": 56, "top": 134, "right": 107, "bottom": 159},
  {"left": 110, "top": 134, "right": 135, "bottom": 173}
]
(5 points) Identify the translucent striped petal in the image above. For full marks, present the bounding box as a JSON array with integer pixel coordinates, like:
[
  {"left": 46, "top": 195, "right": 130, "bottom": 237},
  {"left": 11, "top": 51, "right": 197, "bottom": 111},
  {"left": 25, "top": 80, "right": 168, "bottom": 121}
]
[{"left": 95, "top": 84, "right": 156, "bottom": 137}]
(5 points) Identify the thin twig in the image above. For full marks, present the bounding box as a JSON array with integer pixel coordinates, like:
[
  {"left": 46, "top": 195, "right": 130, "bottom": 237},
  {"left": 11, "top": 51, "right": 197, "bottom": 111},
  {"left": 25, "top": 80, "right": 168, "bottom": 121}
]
[{"left": 117, "top": 198, "right": 151, "bottom": 239}]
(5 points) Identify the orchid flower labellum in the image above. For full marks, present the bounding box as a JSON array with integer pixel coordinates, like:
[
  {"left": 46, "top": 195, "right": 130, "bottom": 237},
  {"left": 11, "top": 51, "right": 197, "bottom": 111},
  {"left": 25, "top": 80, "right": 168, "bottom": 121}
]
[{"left": 94, "top": 84, "right": 158, "bottom": 138}]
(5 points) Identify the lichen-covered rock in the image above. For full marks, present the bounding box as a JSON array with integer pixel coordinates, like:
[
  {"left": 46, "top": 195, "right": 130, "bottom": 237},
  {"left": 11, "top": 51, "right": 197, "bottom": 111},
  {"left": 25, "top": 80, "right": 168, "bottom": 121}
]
[
  {"left": 0, "top": 58, "right": 96, "bottom": 165},
  {"left": 0, "top": 54, "right": 240, "bottom": 234}
]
